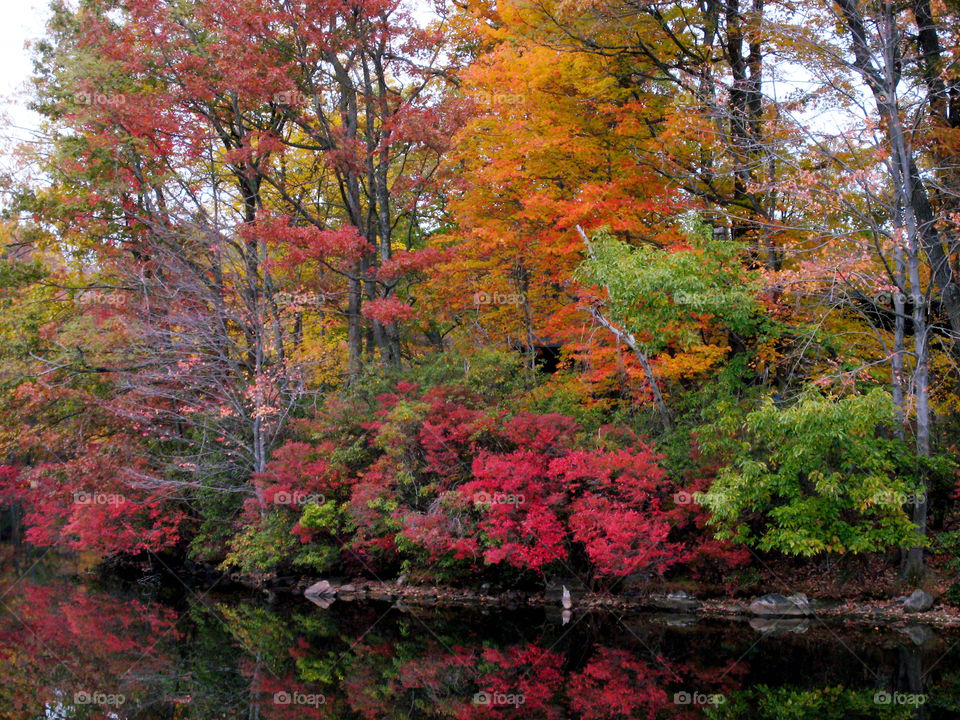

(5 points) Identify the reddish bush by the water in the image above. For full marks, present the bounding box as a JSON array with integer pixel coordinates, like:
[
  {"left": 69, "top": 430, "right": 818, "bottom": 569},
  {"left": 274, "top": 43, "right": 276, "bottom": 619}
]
[{"left": 246, "top": 380, "right": 740, "bottom": 583}]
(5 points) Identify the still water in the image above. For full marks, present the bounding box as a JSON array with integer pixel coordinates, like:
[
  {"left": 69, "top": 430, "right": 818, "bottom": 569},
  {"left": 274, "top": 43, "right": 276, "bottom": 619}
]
[{"left": 0, "top": 549, "right": 957, "bottom": 719}]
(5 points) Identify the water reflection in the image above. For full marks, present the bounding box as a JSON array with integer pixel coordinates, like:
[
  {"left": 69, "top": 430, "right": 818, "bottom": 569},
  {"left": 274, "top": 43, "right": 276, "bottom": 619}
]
[{"left": 0, "top": 550, "right": 957, "bottom": 719}]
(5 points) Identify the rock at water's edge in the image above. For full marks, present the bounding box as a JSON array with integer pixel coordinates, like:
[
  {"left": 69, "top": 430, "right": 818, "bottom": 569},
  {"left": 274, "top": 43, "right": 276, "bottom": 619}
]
[
  {"left": 304, "top": 579, "right": 338, "bottom": 608},
  {"left": 649, "top": 590, "right": 701, "bottom": 612},
  {"left": 902, "top": 589, "right": 934, "bottom": 613},
  {"left": 749, "top": 593, "right": 812, "bottom": 617}
]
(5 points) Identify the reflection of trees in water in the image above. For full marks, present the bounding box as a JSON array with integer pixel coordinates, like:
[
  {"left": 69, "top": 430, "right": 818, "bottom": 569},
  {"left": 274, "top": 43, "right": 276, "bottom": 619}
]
[
  {"left": 236, "top": 606, "right": 751, "bottom": 719},
  {"left": 212, "top": 603, "right": 960, "bottom": 720},
  {"left": 2, "top": 559, "right": 959, "bottom": 720},
  {"left": 0, "top": 571, "right": 178, "bottom": 719}
]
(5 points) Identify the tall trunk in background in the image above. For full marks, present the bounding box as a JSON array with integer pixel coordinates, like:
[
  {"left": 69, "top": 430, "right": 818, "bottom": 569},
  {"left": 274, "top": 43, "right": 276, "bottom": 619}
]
[
  {"left": 724, "top": 0, "right": 771, "bottom": 267},
  {"left": 892, "top": 244, "right": 906, "bottom": 437},
  {"left": 835, "top": 0, "right": 934, "bottom": 576}
]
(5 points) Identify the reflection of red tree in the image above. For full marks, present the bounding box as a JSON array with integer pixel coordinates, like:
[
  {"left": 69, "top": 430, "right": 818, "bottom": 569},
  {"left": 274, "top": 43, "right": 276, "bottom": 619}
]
[
  {"left": 0, "top": 576, "right": 178, "bottom": 716},
  {"left": 251, "top": 672, "right": 333, "bottom": 720},
  {"left": 461, "top": 643, "right": 566, "bottom": 720},
  {"left": 568, "top": 648, "right": 672, "bottom": 719},
  {"left": 318, "top": 633, "right": 749, "bottom": 720}
]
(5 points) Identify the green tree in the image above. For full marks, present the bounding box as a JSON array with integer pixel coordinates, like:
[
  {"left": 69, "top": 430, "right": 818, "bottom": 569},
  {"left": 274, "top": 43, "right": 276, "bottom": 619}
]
[
  {"left": 575, "top": 218, "right": 763, "bottom": 429},
  {"left": 701, "top": 388, "right": 928, "bottom": 555}
]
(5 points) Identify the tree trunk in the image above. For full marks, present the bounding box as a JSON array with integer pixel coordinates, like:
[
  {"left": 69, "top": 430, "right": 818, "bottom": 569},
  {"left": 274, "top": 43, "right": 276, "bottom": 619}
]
[
  {"left": 892, "top": 244, "right": 906, "bottom": 437},
  {"left": 835, "top": 0, "right": 933, "bottom": 578},
  {"left": 589, "top": 306, "right": 673, "bottom": 432}
]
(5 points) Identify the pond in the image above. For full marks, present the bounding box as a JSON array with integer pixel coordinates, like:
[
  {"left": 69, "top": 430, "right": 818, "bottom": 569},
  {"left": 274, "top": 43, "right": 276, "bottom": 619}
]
[{"left": 0, "top": 548, "right": 957, "bottom": 719}]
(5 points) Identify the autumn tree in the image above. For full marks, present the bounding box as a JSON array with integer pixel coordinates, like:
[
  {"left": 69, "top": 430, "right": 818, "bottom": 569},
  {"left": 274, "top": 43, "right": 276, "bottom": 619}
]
[
  {"left": 427, "top": 0, "right": 686, "bottom": 393},
  {"left": 14, "top": 0, "right": 460, "bottom": 556},
  {"left": 758, "top": 0, "right": 960, "bottom": 576},
  {"left": 470, "top": 0, "right": 786, "bottom": 265}
]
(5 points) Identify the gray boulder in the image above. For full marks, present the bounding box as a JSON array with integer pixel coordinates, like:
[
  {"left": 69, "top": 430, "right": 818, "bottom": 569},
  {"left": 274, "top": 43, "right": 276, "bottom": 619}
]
[
  {"left": 667, "top": 590, "right": 700, "bottom": 609},
  {"left": 336, "top": 583, "right": 360, "bottom": 601},
  {"left": 651, "top": 590, "right": 701, "bottom": 612},
  {"left": 748, "top": 593, "right": 813, "bottom": 616},
  {"left": 304, "top": 580, "right": 338, "bottom": 608},
  {"left": 647, "top": 590, "right": 701, "bottom": 613},
  {"left": 902, "top": 589, "right": 934, "bottom": 613}
]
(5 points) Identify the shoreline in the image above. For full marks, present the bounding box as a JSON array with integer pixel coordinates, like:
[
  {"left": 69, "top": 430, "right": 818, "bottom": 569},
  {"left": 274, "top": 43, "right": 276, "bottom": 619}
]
[{"left": 239, "top": 575, "right": 960, "bottom": 630}]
